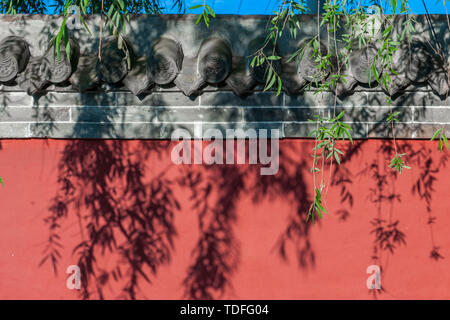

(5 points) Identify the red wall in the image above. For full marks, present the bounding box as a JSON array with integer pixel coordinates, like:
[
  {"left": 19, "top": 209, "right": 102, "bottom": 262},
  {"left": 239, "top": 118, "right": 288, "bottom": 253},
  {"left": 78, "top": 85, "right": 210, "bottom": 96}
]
[{"left": 0, "top": 139, "right": 449, "bottom": 300}]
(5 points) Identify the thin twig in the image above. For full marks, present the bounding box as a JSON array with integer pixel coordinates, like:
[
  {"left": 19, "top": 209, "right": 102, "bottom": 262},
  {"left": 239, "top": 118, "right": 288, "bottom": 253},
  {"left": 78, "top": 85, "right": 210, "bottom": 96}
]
[{"left": 98, "top": 0, "right": 104, "bottom": 60}]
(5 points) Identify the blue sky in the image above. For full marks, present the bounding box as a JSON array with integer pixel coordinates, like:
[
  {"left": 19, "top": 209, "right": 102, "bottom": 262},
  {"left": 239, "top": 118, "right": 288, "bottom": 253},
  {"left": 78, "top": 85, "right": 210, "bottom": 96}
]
[
  {"left": 40, "top": 0, "right": 450, "bottom": 14},
  {"left": 176, "top": 0, "right": 449, "bottom": 14}
]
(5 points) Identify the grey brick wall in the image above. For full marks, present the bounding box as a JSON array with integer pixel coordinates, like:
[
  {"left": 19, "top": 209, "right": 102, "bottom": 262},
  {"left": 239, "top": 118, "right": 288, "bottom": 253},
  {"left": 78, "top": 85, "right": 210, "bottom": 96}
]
[
  {"left": 0, "top": 14, "right": 449, "bottom": 140},
  {"left": 0, "top": 89, "right": 449, "bottom": 139}
]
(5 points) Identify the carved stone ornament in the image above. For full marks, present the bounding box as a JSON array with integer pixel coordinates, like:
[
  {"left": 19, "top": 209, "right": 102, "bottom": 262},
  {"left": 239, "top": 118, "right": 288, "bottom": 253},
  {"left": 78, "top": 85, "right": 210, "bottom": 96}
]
[
  {"left": 0, "top": 36, "right": 30, "bottom": 83},
  {"left": 96, "top": 37, "right": 130, "bottom": 84},
  {"left": 336, "top": 44, "right": 380, "bottom": 96},
  {"left": 174, "top": 37, "right": 232, "bottom": 96},
  {"left": 17, "top": 56, "right": 51, "bottom": 95},
  {"left": 148, "top": 37, "right": 183, "bottom": 85},
  {"left": 297, "top": 38, "right": 330, "bottom": 84},
  {"left": 280, "top": 38, "right": 331, "bottom": 95},
  {"left": 388, "top": 40, "right": 449, "bottom": 97},
  {"left": 198, "top": 37, "right": 232, "bottom": 84},
  {"left": 70, "top": 55, "right": 99, "bottom": 92},
  {"left": 226, "top": 36, "right": 281, "bottom": 96},
  {"left": 428, "top": 62, "right": 449, "bottom": 97},
  {"left": 173, "top": 56, "right": 205, "bottom": 96},
  {"left": 123, "top": 56, "right": 153, "bottom": 96},
  {"left": 0, "top": 25, "right": 448, "bottom": 101},
  {"left": 247, "top": 37, "right": 281, "bottom": 83},
  {"left": 44, "top": 37, "right": 80, "bottom": 84}
]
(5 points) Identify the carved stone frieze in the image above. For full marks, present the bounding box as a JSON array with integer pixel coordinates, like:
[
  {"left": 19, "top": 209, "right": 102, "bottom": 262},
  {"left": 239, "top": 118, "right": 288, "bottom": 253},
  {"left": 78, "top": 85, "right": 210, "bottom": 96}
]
[{"left": 0, "top": 28, "right": 447, "bottom": 100}]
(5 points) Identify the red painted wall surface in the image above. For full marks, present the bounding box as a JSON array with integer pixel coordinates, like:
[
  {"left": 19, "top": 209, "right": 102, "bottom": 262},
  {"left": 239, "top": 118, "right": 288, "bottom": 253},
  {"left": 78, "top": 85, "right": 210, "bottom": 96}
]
[{"left": 0, "top": 139, "right": 449, "bottom": 300}]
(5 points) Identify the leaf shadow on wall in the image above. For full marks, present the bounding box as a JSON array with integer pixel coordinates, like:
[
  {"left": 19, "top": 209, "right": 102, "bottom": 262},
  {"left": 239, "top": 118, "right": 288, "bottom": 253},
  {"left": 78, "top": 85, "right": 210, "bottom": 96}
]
[
  {"left": 180, "top": 141, "right": 315, "bottom": 299},
  {"left": 333, "top": 134, "right": 448, "bottom": 298},
  {"left": 38, "top": 89, "right": 317, "bottom": 300}
]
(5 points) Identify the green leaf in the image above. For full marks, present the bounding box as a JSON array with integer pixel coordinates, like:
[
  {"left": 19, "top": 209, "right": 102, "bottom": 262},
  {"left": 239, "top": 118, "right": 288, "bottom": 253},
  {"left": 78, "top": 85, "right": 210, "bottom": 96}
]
[
  {"left": 265, "top": 74, "right": 276, "bottom": 91},
  {"left": 115, "top": 11, "right": 121, "bottom": 30},
  {"left": 431, "top": 128, "right": 442, "bottom": 141},
  {"left": 250, "top": 56, "right": 258, "bottom": 68},
  {"left": 265, "top": 65, "right": 273, "bottom": 84},
  {"left": 334, "top": 151, "right": 341, "bottom": 165},
  {"left": 277, "top": 76, "right": 282, "bottom": 96},
  {"left": 443, "top": 134, "right": 449, "bottom": 150},
  {"left": 205, "top": 4, "right": 215, "bottom": 18},
  {"left": 315, "top": 207, "right": 323, "bottom": 219},
  {"left": 80, "top": 17, "right": 93, "bottom": 36},
  {"left": 195, "top": 13, "right": 202, "bottom": 25},
  {"left": 341, "top": 123, "right": 352, "bottom": 130},
  {"left": 62, "top": 24, "right": 70, "bottom": 62},
  {"left": 81, "top": 0, "right": 88, "bottom": 14},
  {"left": 107, "top": 5, "right": 115, "bottom": 18},
  {"left": 55, "top": 18, "right": 67, "bottom": 62},
  {"left": 370, "top": 64, "right": 378, "bottom": 85},
  {"left": 345, "top": 130, "right": 353, "bottom": 143},
  {"left": 189, "top": 5, "right": 204, "bottom": 10},
  {"left": 386, "top": 111, "right": 400, "bottom": 122}
]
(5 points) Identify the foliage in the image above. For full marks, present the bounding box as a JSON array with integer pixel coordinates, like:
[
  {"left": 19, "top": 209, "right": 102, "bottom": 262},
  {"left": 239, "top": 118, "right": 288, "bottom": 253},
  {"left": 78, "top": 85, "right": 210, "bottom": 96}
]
[
  {"left": 189, "top": 3, "right": 215, "bottom": 27},
  {"left": 386, "top": 110, "right": 411, "bottom": 173},
  {"left": 388, "top": 152, "right": 410, "bottom": 173},
  {"left": 307, "top": 187, "right": 327, "bottom": 223},
  {"left": 307, "top": 109, "right": 353, "bottom": 222},
  {"left": 308, "top": 110, "right": 352, "bottom": 169},
  {"left": 1, "top": 0, "right": 186, "bottom": 14},
  {"left": 431, "top": 128, "right": 450, "bottom": 152},
  {"left": 259, "top": 0, "right": 425, "bottom": 221}
]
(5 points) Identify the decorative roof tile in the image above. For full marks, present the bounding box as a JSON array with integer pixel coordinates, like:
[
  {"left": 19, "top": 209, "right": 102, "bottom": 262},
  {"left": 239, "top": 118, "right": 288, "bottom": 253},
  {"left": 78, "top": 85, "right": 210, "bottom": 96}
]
[{"left": 0, "top": 14, "right": 448, "bottom": 100}]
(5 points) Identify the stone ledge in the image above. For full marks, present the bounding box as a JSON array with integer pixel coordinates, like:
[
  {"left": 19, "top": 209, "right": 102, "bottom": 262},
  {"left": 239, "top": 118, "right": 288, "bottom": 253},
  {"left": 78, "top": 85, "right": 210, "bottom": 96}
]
[
  {"left": 23, "top": 121, "right": 284, "bottom": 139},
  {"left": 1, "top": 90, "right": 444, "bottom": 107},
  {"left": 0, "top": 90, "right": 448, "bottom": 139},
  {"left": 71, "top": 106, "right": 242, "bottom": 123},
  {"left": 0, "top": 120, "right": 447, "bottom": 139},
  {"left": 0, "top": 106, "right": 70, "bottom": 122},
  {"left": 284, "top": 122, "right": 368, "bottom": 139},
  {"left": 368, "top": 123, "right": 450, "bottom": 139}
]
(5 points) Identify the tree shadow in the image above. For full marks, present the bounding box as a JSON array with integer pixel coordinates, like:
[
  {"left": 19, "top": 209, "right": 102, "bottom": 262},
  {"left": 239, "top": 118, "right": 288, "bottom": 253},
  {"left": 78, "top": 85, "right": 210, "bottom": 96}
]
[
  {"left": 25, "top": 13, "right": 449, "bottom": 300},
  {"left": 406, "top": 141, "right": 448, "bottom": 261},
  {"left": 40, "top": 91, "right": 181, "bottom": 299},
  {"left": 333, "top": 136, "right": 448, "bottom": 299},
  {"left": 37, "top": 94, "right": 450, "bottom": 300},
  {"left": 180, "top": 164, "right": 242, "bottom": 300},
  {"left": 41, "top": 118, "right": 320, "bottom": 300},
  {"left": 180, "top": 140, "right": 316, "bottom": 299}
]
